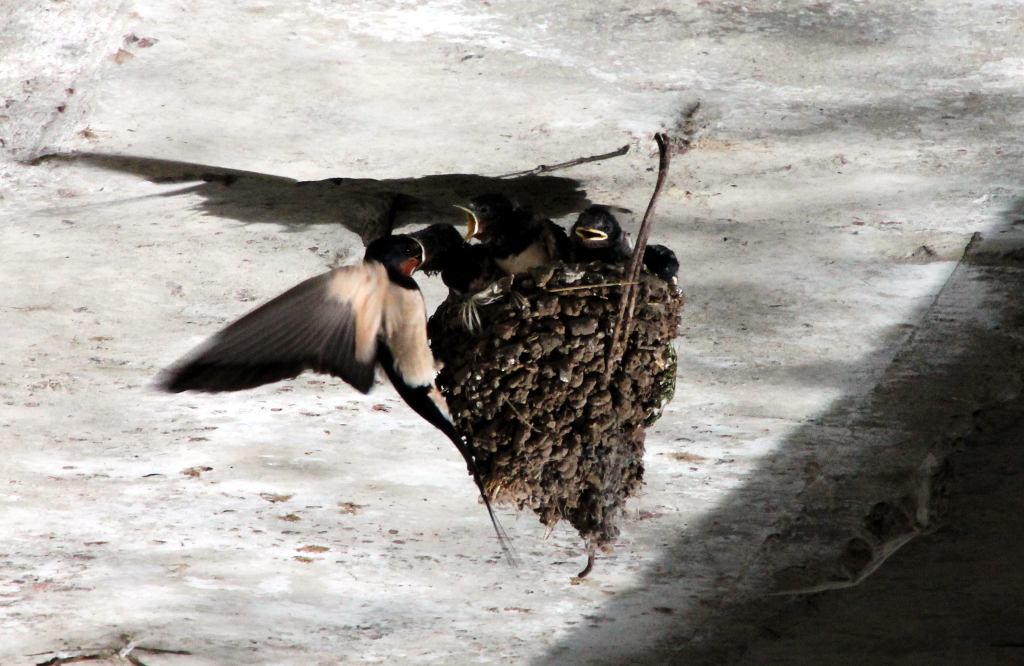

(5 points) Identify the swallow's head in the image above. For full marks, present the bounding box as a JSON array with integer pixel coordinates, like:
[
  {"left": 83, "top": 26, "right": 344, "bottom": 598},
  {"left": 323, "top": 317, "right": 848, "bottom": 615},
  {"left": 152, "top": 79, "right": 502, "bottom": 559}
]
[
  {"left": 365, "top": 235, "right": 424, "bottom": 277},
  {"left": 572, "top": 206, "right": 621, "bottom": 248},
  {"left": 459, "top": 193, "right": 516, "bottom": 242}
]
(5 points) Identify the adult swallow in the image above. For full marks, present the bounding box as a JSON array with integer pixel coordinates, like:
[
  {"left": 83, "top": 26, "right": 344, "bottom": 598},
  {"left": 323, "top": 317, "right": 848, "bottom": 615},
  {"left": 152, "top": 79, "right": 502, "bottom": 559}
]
[
  {"left": 159, "top": 234, "right": 516, "bottom": 562},
  {"left": 458, "top": 193, "right": 569, "bottom": 276}
]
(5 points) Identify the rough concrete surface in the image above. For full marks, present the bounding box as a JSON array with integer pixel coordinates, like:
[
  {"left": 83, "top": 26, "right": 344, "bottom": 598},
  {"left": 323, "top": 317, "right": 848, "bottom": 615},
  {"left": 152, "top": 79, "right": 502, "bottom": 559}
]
[{"left": 1, "top": 1, "right": 1023, "bottom": 664}]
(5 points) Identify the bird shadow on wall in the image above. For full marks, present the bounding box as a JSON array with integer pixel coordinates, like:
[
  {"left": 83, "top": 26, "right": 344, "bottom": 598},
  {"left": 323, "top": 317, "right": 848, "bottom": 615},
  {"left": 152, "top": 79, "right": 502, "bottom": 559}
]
[{"left": 34, "top": 152, "right": 593, "bottom": 243}]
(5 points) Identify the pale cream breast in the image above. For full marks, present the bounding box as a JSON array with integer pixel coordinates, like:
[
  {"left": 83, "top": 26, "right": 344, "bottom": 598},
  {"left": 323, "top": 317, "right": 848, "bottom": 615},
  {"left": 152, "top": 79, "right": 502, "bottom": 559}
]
[
  {"left": 382, "top": 284, "right": 436, "bottom": 388},
  {"left": 326, "top": 263, "right": 388, "bottom": 364},
  {"left": 496, "top": 241, "right": 551, "bottom": 276},
  {"left": 427, "top": 386, "right": 453, "bottom": 422}
]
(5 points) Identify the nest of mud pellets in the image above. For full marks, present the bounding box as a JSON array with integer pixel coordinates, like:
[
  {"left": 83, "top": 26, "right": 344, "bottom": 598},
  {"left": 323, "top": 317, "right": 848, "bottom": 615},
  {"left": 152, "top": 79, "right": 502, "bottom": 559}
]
[{"left": 428, "top": 262, "right": 683, "bottom": 548}]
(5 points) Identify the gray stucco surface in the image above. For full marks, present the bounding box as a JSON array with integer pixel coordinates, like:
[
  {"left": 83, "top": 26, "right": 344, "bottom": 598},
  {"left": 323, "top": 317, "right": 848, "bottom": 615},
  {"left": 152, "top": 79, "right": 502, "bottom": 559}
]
[{"left": 2, "top": 1, "right": 1022, "bottom": 664}]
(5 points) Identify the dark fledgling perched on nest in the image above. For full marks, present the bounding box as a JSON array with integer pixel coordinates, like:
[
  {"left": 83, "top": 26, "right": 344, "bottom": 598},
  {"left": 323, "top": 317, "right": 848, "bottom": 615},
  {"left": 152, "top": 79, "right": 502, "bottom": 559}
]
[
  {"left": 458, "top": 193, "right": 571, "bottom": 276},
  {"left": 428, "top": 261, "right": 683, "bottom": 549}
]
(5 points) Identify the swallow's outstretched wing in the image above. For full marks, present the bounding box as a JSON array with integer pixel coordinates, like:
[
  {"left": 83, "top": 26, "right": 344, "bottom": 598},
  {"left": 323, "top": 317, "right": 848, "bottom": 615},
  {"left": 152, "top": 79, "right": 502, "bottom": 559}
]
[
  {"left": 160, "top": 264, "right": 389, "bottom": 394},
  {"left": 159, "top": 250, "right": 518, "bottom": 564}
]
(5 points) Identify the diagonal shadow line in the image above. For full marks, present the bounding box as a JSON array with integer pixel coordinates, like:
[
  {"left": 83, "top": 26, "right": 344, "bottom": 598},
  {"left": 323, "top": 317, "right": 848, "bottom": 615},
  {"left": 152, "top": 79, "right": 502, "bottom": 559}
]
[
  {"left": 32, "top": 152, "right": 591, "bottom": 243},
  {"left": 532, "top": 200, "right": 1024, "bottom": 665}
]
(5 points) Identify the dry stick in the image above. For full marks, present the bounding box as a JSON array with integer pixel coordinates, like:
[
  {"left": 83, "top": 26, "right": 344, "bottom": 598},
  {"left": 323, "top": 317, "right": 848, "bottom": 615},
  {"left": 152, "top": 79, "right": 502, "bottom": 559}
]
[
  {"left": 497, "top": 144, "right": 630, "bottom": 179},
  {"left": 602, "top": 133, "right": 673, "bottom": 388},
  {"left": 546, "top": 281, "right": 638, "bottom": 294},
  {"left": 136, "top": 647, "right": 193, "bottom": 656},
  {"left": 576, "top": 547, "right": 596, "bottom": 579}
]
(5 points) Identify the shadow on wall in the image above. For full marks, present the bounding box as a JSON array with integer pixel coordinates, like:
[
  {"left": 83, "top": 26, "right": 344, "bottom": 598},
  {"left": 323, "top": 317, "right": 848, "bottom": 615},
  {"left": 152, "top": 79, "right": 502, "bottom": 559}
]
[
  {"left": 599, "top": 1, "right": 919, "bottom": 48},
  {"left": 532, "top": 201, "right": 1024, "bottom": 666},
  {"left": 33, "top": 152, "right": 592, "bottom": 243},
  {"left": 764, "top": 91, "right": 1024, "bottom": 142}
]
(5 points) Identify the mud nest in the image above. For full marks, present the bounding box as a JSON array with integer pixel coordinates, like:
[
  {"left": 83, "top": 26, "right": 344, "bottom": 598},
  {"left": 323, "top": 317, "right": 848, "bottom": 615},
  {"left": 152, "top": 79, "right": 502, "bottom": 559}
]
[{"left": 428, "top": 262, "right": 683, "bottom": 548}]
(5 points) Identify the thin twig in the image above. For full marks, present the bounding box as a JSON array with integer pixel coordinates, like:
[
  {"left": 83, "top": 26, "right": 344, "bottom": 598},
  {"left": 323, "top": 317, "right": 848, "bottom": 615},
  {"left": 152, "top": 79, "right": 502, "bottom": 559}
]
[
  {"left": 503, "top": 398, "right": 537, "bottom": 432},
  {"left": 626, "top": 133, "right": 673, "bottom": 282},
  {"left": 602, "top": 133, "right": 673, "bottom": 387},
  {"left": 497, "top": 144, "right": 630, "bottom": 178},
  {"left": 136, "top": 647, "right": 193, "bottom": 656},
  {"left": 545, "top": 281, "right": 638, "bottom": 293},
  {"left": 31, "top": 640, "right": 191, "bottom": 666}
]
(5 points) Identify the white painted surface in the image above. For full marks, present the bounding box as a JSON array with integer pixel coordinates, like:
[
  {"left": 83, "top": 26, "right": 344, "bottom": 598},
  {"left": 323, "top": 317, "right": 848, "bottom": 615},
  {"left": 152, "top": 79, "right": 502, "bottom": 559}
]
[{"left": 1, "top": 1, "right": 1022, "bottom": 664}]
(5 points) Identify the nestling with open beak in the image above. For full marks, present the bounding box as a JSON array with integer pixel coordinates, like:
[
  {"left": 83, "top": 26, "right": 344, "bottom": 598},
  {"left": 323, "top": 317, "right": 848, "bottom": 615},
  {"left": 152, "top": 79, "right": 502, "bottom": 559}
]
[
  {"left": 158, "top": 234, "right": 516, "bottom": 563},
  {"left": 458, "top": 193, "right": 569, "bottom": 276},
  {"left": 403, "top": 223, "right": 465, "bottom": 275},
  {"left": 569, "top": 205, "right": 680, "bottom": 284},
  {"left": 569, "top": 205, "right": 633, "bottom": 264}
]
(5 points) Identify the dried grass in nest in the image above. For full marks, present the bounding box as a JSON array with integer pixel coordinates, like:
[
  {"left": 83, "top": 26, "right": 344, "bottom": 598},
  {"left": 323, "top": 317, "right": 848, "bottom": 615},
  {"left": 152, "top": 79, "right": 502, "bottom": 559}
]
[{"left": 428, "top": 262, "right": 683, "bottom": 548}]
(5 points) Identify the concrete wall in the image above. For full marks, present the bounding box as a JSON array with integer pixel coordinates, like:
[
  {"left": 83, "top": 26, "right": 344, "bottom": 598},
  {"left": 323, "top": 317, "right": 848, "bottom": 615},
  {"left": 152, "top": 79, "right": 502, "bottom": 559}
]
[{"left": 2, "top": 1, "right": 1022, "bottom": 664}]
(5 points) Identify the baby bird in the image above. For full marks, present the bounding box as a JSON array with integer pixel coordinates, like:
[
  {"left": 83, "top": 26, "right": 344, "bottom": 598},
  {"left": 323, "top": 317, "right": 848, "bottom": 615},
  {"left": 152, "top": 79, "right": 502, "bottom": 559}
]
[
  {"left": 569, "top": 205, "right": 679, "bottom": 284},
  {"left": 403, "top": 223, "right": 465, "bottom": 275},
  {"left": 641, "top": 243, "right": 680, "bottom": 285},
  {"left": 458, "top": 193, "right": 569, "bottom": 276},
  {"left": 569, "top": 205, "right": 632, "bottom": 264}
]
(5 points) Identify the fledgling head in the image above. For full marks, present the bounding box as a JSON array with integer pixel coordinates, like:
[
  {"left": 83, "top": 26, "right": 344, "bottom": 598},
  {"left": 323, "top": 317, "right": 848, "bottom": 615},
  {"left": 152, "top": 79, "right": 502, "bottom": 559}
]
[
  {"left": 643, "top": 243, "right": 680, "bottom": 284},
  {"left": 571, "top": 206, "right": 623, "bottom": 249},
  {"left": 364, "top": 235, "right": 424, "bottom": 278},
  {"left": 404, "top": 223, "right": 464, "bottom": 274},
  {"left": 457, "top": 193, "right": 519, "bottom": 242}
]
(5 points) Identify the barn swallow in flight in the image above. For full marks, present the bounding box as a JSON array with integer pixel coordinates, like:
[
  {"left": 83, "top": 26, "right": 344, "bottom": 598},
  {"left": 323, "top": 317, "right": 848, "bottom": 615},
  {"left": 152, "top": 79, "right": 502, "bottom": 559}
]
[
  {"left": 569, "top": 205, "right": 680, "bottom": 284},
  {"left": 458, "top": 193, "right": 569, "bottom": 276},
  {"left": 159, "top": 234, "right": 516, "bottom": 563}
]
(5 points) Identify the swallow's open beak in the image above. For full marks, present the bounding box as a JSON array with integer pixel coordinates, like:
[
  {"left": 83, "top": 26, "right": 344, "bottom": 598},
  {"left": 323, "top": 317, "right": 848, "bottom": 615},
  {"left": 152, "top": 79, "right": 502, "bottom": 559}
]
[
  {"left": 456, "top": 206, "right": 480, "bottom": 240},
  {"left": 575, "top": 227, "right": 609, "bottom": 242}
]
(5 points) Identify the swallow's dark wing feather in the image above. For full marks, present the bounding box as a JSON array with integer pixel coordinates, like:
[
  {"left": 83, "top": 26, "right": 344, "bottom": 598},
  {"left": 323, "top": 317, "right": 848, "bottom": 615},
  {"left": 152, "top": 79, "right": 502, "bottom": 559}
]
[
  {"left": 544, "top": 219, "right": 571, "bottom": 262},
  {"left": 160, "top": 264, "right": 388, "bottom": 394}
]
